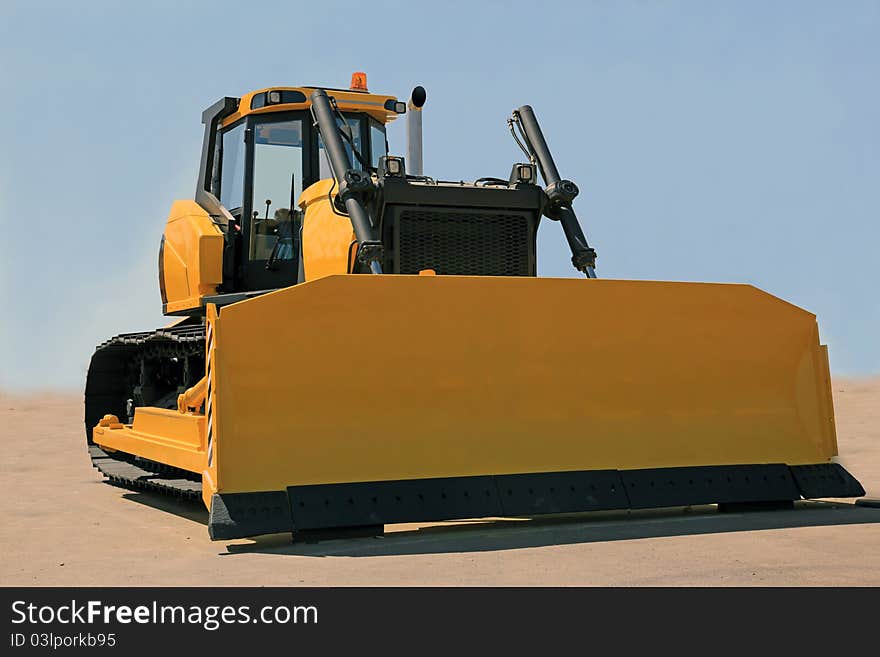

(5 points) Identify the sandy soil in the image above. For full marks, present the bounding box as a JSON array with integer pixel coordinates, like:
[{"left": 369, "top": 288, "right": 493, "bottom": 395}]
[{"left": 1, "top": 378, "right": 878, "bottom": 586}]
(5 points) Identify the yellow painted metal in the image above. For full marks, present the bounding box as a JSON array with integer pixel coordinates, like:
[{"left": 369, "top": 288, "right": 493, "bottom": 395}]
[
  {"left": 177, "top": 375, "right": 207, "bottom": 413},
  {"left": 220, "top": 86, "right": 399, "bottom": 128},
  {"left": 93, "top": 407, "right": 206, "bottom": 474},
  {"left": 209, "top": 275, "right": 838, "bottom": 495},
  {"left": 161, "top": 200, "right": 224, "bottom": 313},
  {"left": 298, "top": 179, "right": 355, "bottom": 281}
]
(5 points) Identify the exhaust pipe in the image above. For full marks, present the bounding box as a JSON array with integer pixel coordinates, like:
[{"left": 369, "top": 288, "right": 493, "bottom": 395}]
[{"left": 407, "top": 86, "right": 427, "bottom": 175}]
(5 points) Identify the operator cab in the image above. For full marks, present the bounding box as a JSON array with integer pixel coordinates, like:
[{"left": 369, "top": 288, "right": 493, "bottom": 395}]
[{"left": 196, "top": 80, "right": 398, "bottom": 293}]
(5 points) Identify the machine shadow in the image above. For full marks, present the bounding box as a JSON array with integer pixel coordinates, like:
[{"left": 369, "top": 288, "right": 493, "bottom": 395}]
[
  {"left": 224, "top": 501, "right": 880, "bottom": 558},
  {"left": 121, "top": 490, "right": 208, "bottom": 525}
]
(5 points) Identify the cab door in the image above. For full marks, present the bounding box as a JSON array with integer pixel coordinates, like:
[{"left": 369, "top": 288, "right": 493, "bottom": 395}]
[{"left": 239, "top": 113, "right": 312, "bottom": 291}]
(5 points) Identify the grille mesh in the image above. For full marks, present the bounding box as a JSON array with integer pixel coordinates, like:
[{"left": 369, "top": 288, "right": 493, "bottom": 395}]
[{"left": 396, "top": 210, "right": 532, "bottom": 276}]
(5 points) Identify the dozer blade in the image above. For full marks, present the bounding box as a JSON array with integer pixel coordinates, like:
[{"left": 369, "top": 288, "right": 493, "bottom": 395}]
[{"left": 203, "top": 274, "right": 863, "bottom": 539}]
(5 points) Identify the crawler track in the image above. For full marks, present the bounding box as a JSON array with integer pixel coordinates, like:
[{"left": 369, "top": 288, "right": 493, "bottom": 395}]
[{"left": 84, "top": 324, "right": 206, "bottom": 499}]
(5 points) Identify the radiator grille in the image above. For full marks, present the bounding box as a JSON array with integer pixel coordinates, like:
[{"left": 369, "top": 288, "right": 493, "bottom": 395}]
[{"left": 395, "top": 209, "right": 533, "bottom": 276}]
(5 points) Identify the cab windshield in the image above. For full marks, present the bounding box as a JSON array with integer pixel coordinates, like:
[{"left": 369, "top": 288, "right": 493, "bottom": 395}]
[{"left": 317, "top": 113, "right": 386, "bottom": 179}]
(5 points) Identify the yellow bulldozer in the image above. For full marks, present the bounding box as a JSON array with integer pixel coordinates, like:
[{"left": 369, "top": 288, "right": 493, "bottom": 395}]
[{"left": 85, "top": 73, "right": 864, "bottom": 540}]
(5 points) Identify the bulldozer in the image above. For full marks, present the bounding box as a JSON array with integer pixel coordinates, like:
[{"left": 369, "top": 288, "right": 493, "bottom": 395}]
[{"left": 85, "top": 73, "right": 864, "bottom": 541}]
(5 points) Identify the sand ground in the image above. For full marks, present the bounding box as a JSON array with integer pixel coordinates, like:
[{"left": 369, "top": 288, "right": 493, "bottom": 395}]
[{"left": 1, "top": 378, "right": 878, "bottom": 586}]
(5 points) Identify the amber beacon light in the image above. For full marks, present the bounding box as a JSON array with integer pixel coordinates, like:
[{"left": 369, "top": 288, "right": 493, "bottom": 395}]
[{"left": 350, "top": 71, "right": 368, "bottom": 91}]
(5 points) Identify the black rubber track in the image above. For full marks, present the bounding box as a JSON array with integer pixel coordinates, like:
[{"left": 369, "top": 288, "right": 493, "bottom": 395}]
[{"left": 84, "top": 324, "right": 205, "bottom": 500}]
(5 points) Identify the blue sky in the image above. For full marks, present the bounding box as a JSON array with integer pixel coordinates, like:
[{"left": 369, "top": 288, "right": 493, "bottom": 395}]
[{"left": 1, "top": 0, "right": 878, "bottom": 389}]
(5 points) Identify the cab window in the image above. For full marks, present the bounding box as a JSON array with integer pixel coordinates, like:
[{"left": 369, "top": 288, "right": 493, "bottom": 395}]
[
  {"left": 318, "top": 114, "right": 368, "bottom": 179},
  {"left": 249, "top": 118, "right": 304, "bottom": 261},
  {"left": 370, "top": 120, "right": 387, "bottom": 167},
  {"left": 220, "top": 123, "right": 245, "bottom": 212}
]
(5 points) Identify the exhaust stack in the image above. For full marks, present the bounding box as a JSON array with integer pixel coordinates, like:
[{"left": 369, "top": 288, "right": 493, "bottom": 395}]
[{"left": 407, "top": 86, "right": 427, "bottom": 176}]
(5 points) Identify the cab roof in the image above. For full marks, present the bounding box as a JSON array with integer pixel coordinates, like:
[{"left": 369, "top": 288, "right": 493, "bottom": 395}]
[{"left": 220, "top": 86, "right": 401, "bottom": 128}]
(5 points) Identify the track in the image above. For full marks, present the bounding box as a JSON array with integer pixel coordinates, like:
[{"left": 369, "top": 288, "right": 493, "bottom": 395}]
[{"left": 84, "top": 323, "right": 206, "bottom": 500}]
